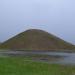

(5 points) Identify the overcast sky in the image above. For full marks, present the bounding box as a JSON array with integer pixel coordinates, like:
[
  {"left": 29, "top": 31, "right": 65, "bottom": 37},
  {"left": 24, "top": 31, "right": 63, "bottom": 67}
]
[{"left": 0, "top": 0, "right": 75, "bottom": 44}]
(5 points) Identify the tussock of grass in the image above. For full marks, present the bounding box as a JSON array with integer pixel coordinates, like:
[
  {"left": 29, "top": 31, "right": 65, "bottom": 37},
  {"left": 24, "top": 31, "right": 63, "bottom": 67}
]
[{"left": 0, "top": 57, "right": 75, "bottom": 75}]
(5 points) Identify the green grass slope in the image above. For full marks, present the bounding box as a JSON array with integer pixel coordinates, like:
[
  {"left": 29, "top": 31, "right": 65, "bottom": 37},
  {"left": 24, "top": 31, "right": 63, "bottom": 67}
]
[{"left": 0, "top": 29, "right": 75, "bottom": 50}]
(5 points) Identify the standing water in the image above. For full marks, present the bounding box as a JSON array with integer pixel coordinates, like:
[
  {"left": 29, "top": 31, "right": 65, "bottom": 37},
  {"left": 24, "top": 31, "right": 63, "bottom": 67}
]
[{"left": 0, "top": 50, "right": 75, "bottom": 65}]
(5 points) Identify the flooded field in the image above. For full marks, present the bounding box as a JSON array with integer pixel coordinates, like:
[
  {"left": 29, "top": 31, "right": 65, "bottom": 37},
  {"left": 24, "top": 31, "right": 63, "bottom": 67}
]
[{"left": 0, "top": 50, "right": 75, "bottom": 65}]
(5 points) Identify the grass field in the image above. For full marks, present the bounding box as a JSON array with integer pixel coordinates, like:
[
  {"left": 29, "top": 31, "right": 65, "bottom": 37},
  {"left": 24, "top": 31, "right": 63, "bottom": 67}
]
[{"left": 0, "top": 57, "right": 75, "bottom": 75}]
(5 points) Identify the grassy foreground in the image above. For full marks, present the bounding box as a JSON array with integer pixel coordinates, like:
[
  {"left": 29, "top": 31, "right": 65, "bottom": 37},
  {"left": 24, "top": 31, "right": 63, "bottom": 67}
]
[{"left": 0, "top": 57, "right": 75, "bottom": 75}]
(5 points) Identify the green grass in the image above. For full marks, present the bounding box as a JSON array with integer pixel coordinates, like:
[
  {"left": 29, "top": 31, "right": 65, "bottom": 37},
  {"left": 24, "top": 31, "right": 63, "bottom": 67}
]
[{"left": 0, "top": 57, "right": 75, "bottom": 75}]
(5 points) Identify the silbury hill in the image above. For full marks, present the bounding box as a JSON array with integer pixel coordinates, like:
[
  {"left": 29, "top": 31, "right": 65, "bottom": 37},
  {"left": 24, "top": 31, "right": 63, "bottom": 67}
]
[{"left": 0, "top": 29, "right": 75, "bottom": 51}]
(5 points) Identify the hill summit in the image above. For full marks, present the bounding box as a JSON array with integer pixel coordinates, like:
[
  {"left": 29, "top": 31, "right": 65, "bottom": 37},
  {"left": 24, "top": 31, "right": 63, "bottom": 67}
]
[{"left": 0, "top": 29, "right": 75, "bottom": 51}]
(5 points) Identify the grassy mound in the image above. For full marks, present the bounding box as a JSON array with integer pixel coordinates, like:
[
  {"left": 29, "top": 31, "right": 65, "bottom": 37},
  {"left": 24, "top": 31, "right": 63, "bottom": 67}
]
[{"left": 0, "top": 29, "right": 75, "bottom": 50}]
